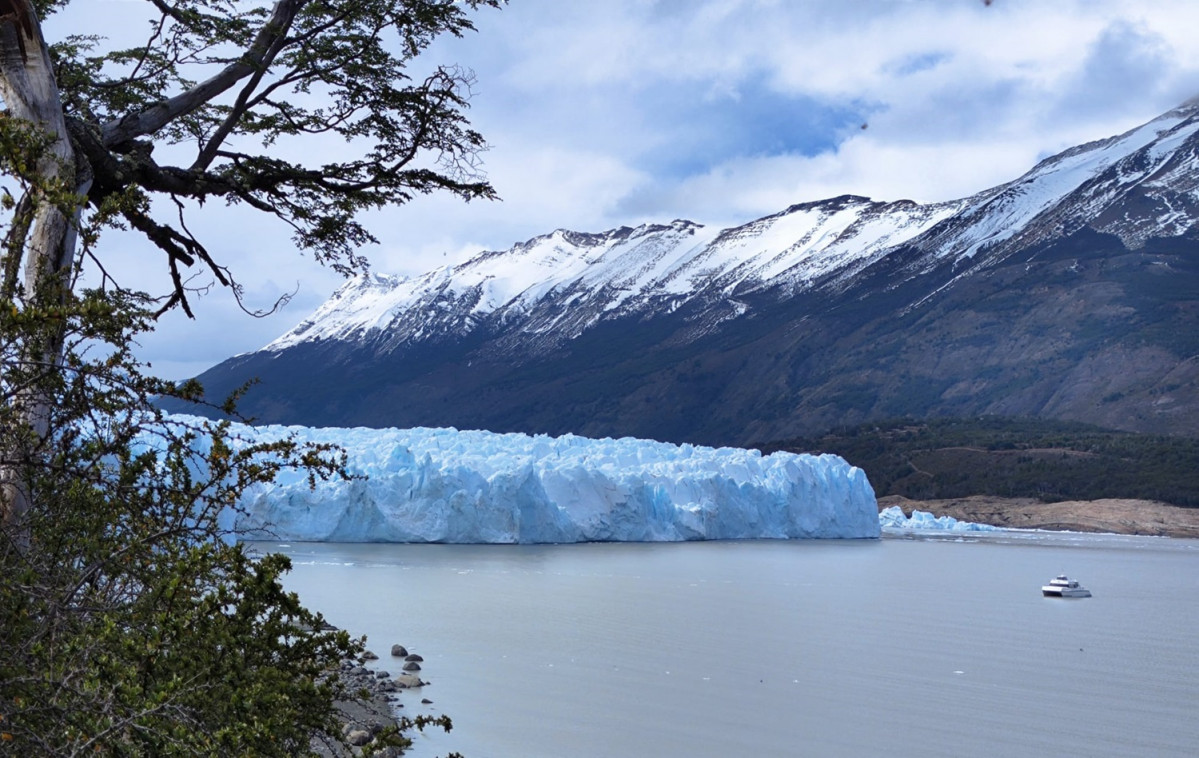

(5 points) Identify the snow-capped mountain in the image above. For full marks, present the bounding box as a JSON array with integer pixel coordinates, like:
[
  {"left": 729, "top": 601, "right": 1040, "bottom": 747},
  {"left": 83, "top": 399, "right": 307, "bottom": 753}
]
[
  {"left": 912, "top": 99, "right": 1199, "bottom": 261},
  {"left": 266, "top": 196, "right": 963, "bottom": 357},
  {"left": 264, "top": 98, "right": 1199, "bottom": 355},
  {"left": 173, "top": 98, "right": 1199, "bottom": 445}
]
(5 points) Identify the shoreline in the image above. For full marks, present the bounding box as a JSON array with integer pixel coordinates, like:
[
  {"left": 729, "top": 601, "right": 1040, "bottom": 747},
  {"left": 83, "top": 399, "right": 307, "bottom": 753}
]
[
  {"left": 310, "top": 646, "right": 430, "bottom": 757},
  {"left": 311, "top": 656, "right": 405, "bottom": 758},
  {"left": 878, "top": 495, "right": 1199, "bottom": 539}
]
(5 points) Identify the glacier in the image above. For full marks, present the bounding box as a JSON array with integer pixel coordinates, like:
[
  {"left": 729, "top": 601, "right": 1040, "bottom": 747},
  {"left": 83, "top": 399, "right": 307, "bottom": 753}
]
[
  {"left": 878, "top": 505, "right": 999, "bottom": 533},
  {"left": 197, "top": 420, "right": 880, "bottom": 543}
]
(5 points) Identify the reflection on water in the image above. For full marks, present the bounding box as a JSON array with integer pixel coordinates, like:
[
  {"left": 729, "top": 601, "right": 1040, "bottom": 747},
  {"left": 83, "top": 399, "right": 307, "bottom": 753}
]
[{"left": 253, "top": 534, "right": 1199, "bottom": 758}]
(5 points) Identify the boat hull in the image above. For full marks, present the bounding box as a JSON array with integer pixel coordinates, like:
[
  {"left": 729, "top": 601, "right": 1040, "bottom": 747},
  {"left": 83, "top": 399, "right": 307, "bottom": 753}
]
[{"left": 1042, "top": 587, "right": 1092, "bottom": 598}]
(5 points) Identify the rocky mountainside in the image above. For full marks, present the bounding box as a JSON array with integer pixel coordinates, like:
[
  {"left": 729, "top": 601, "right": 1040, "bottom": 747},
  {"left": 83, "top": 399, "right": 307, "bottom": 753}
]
[{"left": 170, "top": 98, "right": 1199, "bottom": 446}]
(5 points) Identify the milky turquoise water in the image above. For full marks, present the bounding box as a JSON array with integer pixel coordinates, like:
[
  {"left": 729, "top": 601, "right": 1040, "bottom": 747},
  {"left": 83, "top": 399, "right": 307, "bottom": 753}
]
[{"left": 256, "top": 532, "right": 1199, "bottom": 757}]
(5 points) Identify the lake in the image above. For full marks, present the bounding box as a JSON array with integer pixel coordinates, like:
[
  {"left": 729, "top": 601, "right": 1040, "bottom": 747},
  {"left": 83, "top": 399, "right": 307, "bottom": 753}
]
[{"left": 255, "top": 532, "right": 1199, "bottom": 757}]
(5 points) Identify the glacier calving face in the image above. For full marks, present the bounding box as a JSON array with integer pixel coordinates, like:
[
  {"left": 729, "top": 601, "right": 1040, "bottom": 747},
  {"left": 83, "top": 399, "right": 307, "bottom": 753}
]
[{"left": 212, "top": 421, "right": 880, "bottom": 543}]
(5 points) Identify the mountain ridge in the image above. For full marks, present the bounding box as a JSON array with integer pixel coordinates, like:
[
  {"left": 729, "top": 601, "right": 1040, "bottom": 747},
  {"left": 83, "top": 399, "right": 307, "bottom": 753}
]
[{"left": 171, "top": 98, "right": 1199, "bottom": 445}]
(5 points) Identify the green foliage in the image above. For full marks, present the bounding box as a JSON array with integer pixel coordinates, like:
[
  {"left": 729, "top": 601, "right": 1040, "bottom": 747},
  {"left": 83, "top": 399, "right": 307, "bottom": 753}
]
[
  {"left": 1, "top": 4, "right": 507, "bottom": 751},
  {"left": 41, "top": 0, "right": 503, "bottom": 315},
  {"left": 0, "top": 119, "right": 420, "bottom": 757},
  {"left": 0, "top": 281, "right": 406, "bottom": 755},
  {"left": 761, "top": 417, "right": 1199, "bottom": 507}
]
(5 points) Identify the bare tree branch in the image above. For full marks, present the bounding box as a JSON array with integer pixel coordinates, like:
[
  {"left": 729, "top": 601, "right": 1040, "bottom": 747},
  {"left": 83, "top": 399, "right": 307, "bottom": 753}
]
[{"left": 100, "top": 0, "right": 305, "bottom": 147}]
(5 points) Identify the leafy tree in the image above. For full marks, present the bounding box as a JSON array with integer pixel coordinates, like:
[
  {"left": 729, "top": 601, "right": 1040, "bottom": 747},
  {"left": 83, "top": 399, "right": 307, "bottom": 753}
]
[
  {"left": 1, "top": 0, "right": 499, "bottom": 533},
  {"left": 1, "top": 0, "right": 500, "bottom": 753},
  {"left": 0, "top": 278, "right": 412, "bottom": 755}
]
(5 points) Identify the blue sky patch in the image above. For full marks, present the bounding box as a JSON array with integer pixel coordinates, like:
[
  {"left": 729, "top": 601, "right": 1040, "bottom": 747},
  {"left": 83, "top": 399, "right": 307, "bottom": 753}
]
[{"left": 636, "top": 79, "right": 868, "bottom": 178}]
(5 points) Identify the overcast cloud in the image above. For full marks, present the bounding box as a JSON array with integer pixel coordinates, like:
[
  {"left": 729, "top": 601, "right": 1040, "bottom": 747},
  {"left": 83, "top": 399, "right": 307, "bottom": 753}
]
[{"left": 56, "top": 0, "right": 1199, "bottom": 379}]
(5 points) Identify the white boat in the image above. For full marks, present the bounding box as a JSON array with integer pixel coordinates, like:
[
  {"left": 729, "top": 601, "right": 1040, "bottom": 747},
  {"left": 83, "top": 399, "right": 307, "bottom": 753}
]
[{"left": 1042, "top": 574, "right": 1092, "bottom": 598}]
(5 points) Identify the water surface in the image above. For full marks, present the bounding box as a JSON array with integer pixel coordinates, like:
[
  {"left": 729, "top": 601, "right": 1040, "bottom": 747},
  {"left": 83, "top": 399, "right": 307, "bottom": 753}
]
[{"left": 257, "top": 533, "right": 1199, "bottom": 757}]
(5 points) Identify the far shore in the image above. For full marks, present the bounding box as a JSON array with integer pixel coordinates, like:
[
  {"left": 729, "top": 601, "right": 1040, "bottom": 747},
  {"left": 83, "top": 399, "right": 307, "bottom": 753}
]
[{"left": 878, "top": 495, "right": 1199, "bottom": 539}]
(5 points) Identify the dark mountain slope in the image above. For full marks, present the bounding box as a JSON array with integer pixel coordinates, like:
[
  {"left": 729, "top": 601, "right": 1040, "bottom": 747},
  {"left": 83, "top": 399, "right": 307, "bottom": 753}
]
[{"left": 167, "top": 100, "right": 1199, "bottom": 445}]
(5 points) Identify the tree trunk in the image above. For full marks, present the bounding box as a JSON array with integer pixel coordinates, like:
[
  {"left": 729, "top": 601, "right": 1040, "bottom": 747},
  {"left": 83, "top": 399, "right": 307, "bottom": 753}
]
[{"left": 0, "top": 1, "right": 87, "bottom": 549}]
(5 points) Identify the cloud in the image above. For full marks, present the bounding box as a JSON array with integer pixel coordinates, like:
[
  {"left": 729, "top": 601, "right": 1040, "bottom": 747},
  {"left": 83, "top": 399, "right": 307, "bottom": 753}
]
[
  {"left": 364, "top": 140, "right": 652, "bottom": 270},
  {"left": 52, "top": 0, "right": 1199, "bottom": 378},
  {"left": 129, "top": 275, "right": 329, "bottom": 381},
  {"left": 1054, "top": 21, "right": 1175, "bottom": 122},
  {"left": 614, "top": 135, "right": 1044, "bottom": 227}
]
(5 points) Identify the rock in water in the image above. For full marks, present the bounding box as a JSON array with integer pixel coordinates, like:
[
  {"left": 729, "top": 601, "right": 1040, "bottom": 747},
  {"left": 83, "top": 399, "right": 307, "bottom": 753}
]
[{"left": 393, "top": 674, "right": 424, "bottom": 689}]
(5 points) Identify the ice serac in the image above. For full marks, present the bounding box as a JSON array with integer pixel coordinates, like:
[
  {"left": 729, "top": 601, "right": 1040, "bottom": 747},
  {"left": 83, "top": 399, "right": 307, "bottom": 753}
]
[
  {"left": 878, "top": 506, "right": 998, "bottom": 532},
  {"left": 222, "top": 421, "right": 880, "bottom": 543}
]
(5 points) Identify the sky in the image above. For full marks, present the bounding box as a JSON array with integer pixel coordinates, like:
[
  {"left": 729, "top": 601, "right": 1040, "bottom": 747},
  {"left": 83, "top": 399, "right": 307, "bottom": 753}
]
[{"left": 48, "top": 0, "right": 1199, "bottom": 379}]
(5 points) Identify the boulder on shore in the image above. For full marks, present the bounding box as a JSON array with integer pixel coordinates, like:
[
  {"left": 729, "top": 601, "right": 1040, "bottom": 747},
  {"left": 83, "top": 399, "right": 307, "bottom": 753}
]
[
  {"left": 393, "top": 673, "right": 424, "bottom": 689},
  {"left": 345, "top": 729, "right": 372, "bottom": 747}
]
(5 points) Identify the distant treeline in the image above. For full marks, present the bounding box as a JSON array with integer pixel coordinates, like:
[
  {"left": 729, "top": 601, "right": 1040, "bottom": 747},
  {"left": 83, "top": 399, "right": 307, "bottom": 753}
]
[{"left": 758, "top": 417, "right": 1199, "bottom": 508}]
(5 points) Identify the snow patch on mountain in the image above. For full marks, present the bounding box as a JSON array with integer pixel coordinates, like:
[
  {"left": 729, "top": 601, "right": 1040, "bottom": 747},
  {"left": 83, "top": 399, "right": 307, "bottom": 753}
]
[{"left": 916, "top": 105, "right": 1199, "bottom": 260}]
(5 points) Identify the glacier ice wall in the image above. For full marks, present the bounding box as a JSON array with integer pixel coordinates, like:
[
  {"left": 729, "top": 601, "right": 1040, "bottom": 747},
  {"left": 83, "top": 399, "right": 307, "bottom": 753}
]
[{"left": 207, "top": 421, "right": 880, "bottom": 543}]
